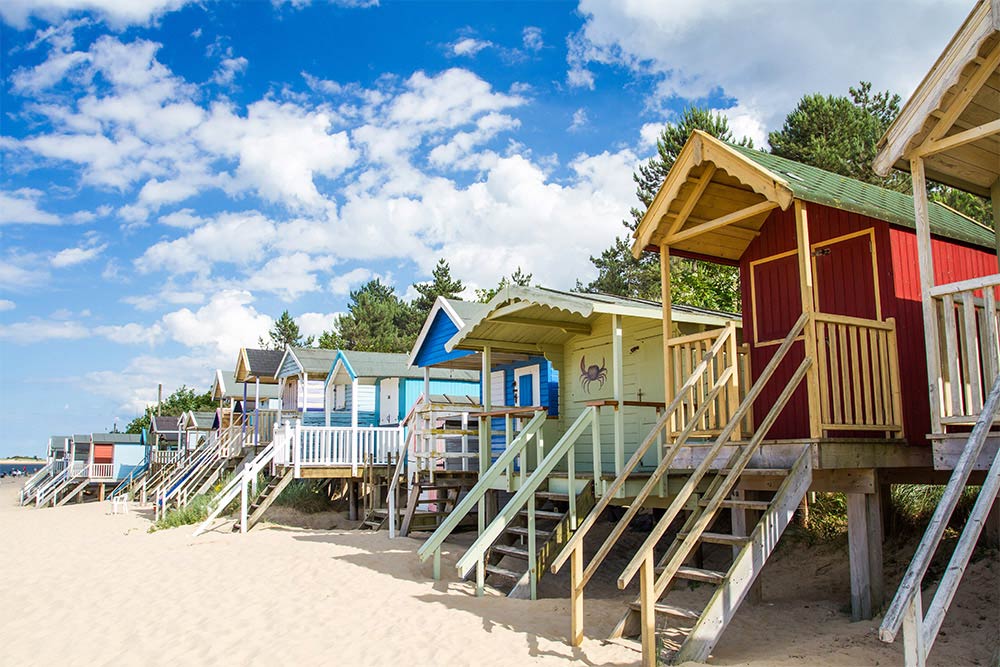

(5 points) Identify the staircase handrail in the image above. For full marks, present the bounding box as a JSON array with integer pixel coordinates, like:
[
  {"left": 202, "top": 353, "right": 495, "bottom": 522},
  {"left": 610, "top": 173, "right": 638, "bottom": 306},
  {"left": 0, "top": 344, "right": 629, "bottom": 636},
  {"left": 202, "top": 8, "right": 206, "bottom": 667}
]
[
  {"left": 153, "top": 438, "right": 218, "bottom": 506},
  {"left": 879, "top": 373, "right": 1000, "bottom": 659},
  {"left": 192, "top": 443, "right": 275, "bottom": 537},
  {"left": 454, "top": 405, "right": 598, "bottom": 579},
  {"left": 551, "top": 321, "right": 738, "bottom": 576},
  {"left": 37, "top": 462, "right": 90, "bottom": 507},
  {"left": 617, "top": 313, "right": 810, "bottom": 590},
  {"left": 387, "top": 429, "right": 417, "bottom": 538},
  {"left": 417, "top": 409, "right": 548, "bottom": 562},
  {"left": 20, "top": 461, "right": 54, "bottom": 503},
  {"left": 33, "top": 465, "right": 69, "bottom": 507}
]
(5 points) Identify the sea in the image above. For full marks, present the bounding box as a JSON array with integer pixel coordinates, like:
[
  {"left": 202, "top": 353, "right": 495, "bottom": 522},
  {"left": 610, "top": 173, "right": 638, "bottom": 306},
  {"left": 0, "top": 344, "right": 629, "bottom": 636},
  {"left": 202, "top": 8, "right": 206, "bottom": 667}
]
[{"left": 0, "top": 462, "right": 45, "bottom": 476}]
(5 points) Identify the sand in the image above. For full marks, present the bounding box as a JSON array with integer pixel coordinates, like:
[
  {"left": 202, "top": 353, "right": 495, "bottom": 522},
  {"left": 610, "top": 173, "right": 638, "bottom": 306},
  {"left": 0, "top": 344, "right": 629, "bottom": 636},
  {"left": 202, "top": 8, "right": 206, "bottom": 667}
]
[{"left": 1, "top": 479, "right": 995, "bottom": 666}]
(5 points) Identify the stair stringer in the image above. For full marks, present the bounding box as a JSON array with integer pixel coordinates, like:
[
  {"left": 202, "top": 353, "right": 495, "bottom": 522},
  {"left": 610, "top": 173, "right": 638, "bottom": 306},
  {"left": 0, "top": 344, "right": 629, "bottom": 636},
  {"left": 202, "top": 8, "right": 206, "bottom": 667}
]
[
  {"left": 672, "top": 446, "right": 812, "bottom": 664},
  {"left": 245, "top": 468, "right": 295, "bottom": 531},
  {"left": 56, "top": 479, "right": 90, "bottom": 506}
]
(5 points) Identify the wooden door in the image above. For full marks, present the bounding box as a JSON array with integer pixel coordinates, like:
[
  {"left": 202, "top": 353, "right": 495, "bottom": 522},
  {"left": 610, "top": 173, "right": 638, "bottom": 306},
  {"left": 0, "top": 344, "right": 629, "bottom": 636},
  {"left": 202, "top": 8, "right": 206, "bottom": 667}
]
[{"left": 812, "top": 230, "right": 880, "bottom": 320}]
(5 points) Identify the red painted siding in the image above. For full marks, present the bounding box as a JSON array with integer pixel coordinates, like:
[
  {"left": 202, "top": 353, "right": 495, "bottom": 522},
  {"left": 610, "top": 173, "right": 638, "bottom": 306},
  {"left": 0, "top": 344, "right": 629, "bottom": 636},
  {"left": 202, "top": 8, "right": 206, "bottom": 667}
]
[{"left": 740, "top": 202, "right": 997, "bottom": 444}]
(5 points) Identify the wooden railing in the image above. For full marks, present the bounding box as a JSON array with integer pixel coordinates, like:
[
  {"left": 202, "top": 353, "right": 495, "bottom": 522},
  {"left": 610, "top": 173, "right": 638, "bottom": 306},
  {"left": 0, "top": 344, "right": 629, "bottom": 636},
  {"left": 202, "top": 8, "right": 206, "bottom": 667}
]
[
  {"left": 90, "top": 463, "right": 114, "bottom": 479},
  {"left": 880, "top": 375, "right": 1000, "bottom": 665},
  {"left": 152, "top": 450, "right": 182, "bottom": 465},
  {"left": 667, "top": 322, "right": 746, "bottom": 438},
  {"left": 254, "top": 409, "right": 279, "bottom": 445},
  {"left": 273, "top": 424, "right": 405, "bottom": 477},
  {"left": 930, "top": 274, "right": 1000, "bottom": 425},
  {"left": 812, "top": 313, "right": 904, "bottom": 435}
]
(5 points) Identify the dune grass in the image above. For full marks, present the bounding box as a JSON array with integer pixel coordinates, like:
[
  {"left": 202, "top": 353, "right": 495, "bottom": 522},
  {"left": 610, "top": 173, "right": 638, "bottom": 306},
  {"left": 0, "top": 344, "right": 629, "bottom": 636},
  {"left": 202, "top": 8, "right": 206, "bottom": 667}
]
[{"left": 273, "top": 480, "right": 335, "bottom": 514}]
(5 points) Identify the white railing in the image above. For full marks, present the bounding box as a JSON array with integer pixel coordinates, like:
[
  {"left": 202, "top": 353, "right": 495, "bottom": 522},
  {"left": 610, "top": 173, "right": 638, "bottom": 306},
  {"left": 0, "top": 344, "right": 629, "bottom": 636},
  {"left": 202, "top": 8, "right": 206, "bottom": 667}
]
[
  {"left": 19, "top": 461, "right": 54, "bottom": 504},
  {"left": 274, "top": 423, "right": 406, "bottom": 477},
  {"left": 91, "top": 463, "right": 114, "bottom": 479},
  {"left": 193, "top": 443, "right": 275, "bottom": 537},
  {"left": 152, "top": 450, "right": 182, "bottom": 465}
]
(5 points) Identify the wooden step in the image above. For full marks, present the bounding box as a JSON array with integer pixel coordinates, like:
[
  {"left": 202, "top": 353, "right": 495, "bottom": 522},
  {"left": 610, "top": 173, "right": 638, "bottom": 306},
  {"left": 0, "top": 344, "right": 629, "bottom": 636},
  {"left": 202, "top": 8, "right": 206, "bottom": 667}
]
[
  {"left": 678, "top": 531, "right": 751, "bottom": 547},
  {"left": 670, "top": 565, "right": 726, "bottom": 585},
  {"left": 491, "top": 544, "right": 529, "bottom": 559},
  {"left": 627, "top": 601, "right": 700, "bottom": 621},
  {"left": 485, "top": 564, "right": 524, "bottom": 580},
  {"left": 505, "top": 525, "right": 550, "bottom": 538},
  {"left": 517, "top": 509, "right": 564, "bottom": 520},
  {"left": 534, "top": 491, "right": 570, "bottom": 501},
  {"left": 721, "top": 468, "right": 790, "bottom": 476},
  {"left": 705, "top": 499, "right": 771, "bottom": 511}
]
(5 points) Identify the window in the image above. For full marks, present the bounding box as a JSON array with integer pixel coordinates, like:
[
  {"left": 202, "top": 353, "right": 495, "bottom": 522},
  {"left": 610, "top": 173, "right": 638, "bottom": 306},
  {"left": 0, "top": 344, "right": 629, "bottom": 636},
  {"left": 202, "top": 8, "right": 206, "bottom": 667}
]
[
  {"left": 489, "top": 370, "right": 507, "bottom": 407},
  {"left": 334, "top": 384, "right": 347, "bottom": 410}
]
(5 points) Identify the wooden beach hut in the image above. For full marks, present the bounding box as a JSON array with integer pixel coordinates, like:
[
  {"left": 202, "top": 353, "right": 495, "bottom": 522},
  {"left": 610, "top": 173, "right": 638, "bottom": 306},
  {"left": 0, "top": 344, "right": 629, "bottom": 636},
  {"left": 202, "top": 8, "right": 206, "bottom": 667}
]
[
  {"left": 33, "top": 432, "right": 148, "bottom": 506},
  {"left": 274, "top": 348, "right": 340, "bottom": 425},
  {"left": 413, "top": 286, "right": 740, "bottom": 599},
  {"left": 871, "top": 1, "right": 1000, "bottom": 662},
  {"left": 234, "top": 347, "right": 284, "bottom": 445}
]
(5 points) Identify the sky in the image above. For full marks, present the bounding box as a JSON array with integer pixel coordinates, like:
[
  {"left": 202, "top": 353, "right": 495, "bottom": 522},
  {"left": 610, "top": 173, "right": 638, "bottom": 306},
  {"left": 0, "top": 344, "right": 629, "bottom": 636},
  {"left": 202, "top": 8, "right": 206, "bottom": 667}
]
[{"left": 0, "top": 0, "right": 973, "bottom": 456}]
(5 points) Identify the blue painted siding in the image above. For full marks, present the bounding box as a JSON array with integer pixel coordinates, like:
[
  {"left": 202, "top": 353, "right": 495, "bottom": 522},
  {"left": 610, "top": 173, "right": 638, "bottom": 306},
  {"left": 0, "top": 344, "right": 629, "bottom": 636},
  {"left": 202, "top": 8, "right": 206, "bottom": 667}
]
[
  {"left": 113, "top": 442, "right": 148, "bottom": 480},
  {"left": 277, "top": 353, "right": 302, "bottom": 379},
  {"left": 412, "top": 309, "right": 476, "bottom": 367},
  {"left": 487, "top": 356, "right": 558, "bottom": 460},
  {"left": 390, "top": 378, "right": 478, "bottom": 425},
  {"left": 327, "top": 383, "right": 379, "bottom": 427}
]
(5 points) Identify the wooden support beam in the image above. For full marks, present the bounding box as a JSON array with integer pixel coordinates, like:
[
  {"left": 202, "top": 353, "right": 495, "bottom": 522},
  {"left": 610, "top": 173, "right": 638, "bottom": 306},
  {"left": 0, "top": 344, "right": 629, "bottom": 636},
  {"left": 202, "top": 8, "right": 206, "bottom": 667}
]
[
  {"left": 795, "top": 201, "right": 822, "bottom": 439},
  {"left": 922, "top": 41, "right": 1000, "bottom": 146},
  {"left": 847, "top": 492, "right": 873, "bottom": 620},
  {"left": 992, "top": 178, "right": 1000, "bottom": 270},
  {"left": 489, "top": 315, "right": 592, "bottom": 335},
  {"left": 867, "top": 476, "right": 885, "bottom": 611},
  {"left": 916, "top": 118, "right": 1000, "bottom": 157},
  {"left": 661, "top": 243, "right": 673, "bottom": 434},
  {"left": 665, "top": 164, "right": 716, "bottom": 238},
  {"left": 461, "top": 338, "right": 542, "bottom": 354},
  {"left": 665, "top": 200, "right": 778, "bottom": 246},
  {"left": 911, "top": 158, "right": 943, "bottom": 433},
  {"left": 487, "top": 300, "right": 535, "bottom": 320}
]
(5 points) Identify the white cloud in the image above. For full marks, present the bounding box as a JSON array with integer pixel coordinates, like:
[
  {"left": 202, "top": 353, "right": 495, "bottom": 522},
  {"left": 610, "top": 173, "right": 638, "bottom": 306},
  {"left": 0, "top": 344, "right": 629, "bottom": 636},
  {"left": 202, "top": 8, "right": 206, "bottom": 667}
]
[
  {"left": 0, "top": 300, "right": 15, "bottom": 312},
  {"left": 569, "top": 108, "right": 588, "bottom": 132},
  {"left": 522, "top": 26, "right": 543, "bottom": 52},
  {"left": 715, "top": 103, "right": 768, "bottom": 148},
  {"left": 159, "top": 289, "right": 272, "bottom": 360},
  {"left": 328, "top": 267, "right": 373, "bottom": 295},
  {"left": 451, "top": 37, "right": 492, "bottom": 57},
  {"left": 0, "top": 0, "right": 194, "bottom": 30},
  {"left": 211, "top": 55, "right": 248, "bottom": 86},
  {"left": 0, "top": 252, "right": 50, "bottom": 289},
  {"left": 0, "top": 318, "right": 90, "bottom": 342},
  {"left": 638, "top": 121, "right": 664, "bottom": 149},
  {"left": 84, "top": 353, "right": 214, "bottom": 416},
  {"left": 297, "top": 311, "right": 341, "bottom": 340},
  {"left": 51, "top": 242, "right": 107, "bottom": 267},
  {"left": 249, "top": 252, "right": 323, "bottom": 301},
  {"left": 0, "top": 189, "right": 61, "bottom": 225},
  {"left": 570, "top": 0, "right": 971, "bottom": 130}
]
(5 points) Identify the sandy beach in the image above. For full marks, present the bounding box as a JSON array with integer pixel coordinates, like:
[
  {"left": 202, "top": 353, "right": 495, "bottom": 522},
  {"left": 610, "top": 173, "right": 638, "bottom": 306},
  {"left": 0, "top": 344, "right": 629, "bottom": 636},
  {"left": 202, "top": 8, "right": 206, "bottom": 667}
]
[{"left": 1, "top": 479, "right": 995, "bottom": 666}]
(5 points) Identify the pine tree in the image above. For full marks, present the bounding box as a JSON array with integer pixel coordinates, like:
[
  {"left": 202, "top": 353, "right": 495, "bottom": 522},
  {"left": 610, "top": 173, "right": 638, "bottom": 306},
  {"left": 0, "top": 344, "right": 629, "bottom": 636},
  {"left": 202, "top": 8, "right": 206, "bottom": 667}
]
[
  {"left": 411, "top": 259, "right": 465, "bottom": 319},
  {"left": 476, "top": 267, "right": 533, "bottom": 302},
  {"left": 321, "top": 279, "right": 417, "bottom": 353},
  {"left": 259, "top": 310, "right": 312, "bottom": 350}
]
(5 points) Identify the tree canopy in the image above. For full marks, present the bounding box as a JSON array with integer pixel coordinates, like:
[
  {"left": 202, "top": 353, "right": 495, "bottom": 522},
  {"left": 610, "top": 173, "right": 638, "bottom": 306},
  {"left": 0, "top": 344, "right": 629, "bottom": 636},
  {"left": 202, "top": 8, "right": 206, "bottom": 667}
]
[
  {"left": 320, "top": 279, "right": 417, "bottom": 353},
  {"left": 259, "top": 310, "right": 313, "bottom": 350},
  {"left": 476, "top": 267, "right": 533, "bottom": 302},
  {"left": 412, "top": 259, "right": 465, "bottom": 319},
  {"left": 125, "top": 385, "right": 215, "bottom": 434}
]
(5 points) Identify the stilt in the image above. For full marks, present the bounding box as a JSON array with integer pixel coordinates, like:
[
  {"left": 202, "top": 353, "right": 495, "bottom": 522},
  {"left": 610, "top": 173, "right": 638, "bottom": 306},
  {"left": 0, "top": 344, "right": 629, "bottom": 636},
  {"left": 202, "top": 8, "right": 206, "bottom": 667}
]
[
  {"left": 847, "top": 492, "right": 873, "bottom": 620},
  {"left": 983, "top": 497, "right": 1000, "bottom": 548},
  {"left": 348, "top": 480, "right": 358, "bottom": 521},
  {"left": 99, "top": 483, "right": 106, "bottom": 502},
  {"left": 731, "top": 488, "right": 763, "bottom": 604},
  {"left": 866, "top": 475, "right": 885, "bottom": 610}
]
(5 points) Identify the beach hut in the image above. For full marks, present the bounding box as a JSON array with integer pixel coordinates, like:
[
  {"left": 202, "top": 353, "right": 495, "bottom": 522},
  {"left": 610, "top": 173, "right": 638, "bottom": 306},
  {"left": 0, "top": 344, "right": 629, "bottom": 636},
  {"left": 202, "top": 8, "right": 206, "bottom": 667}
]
[
  {"left": 18, "top": 436, "right": 71, "bottom": 505},
  {"left": 180, "top": 410, "right": 216, "bottom": 450},
  {"left": 234, "top": 347, "right": 284, "bottom": 445},
  {"left": 274, "top": 348, "right": 340, "bottom": 425},
  {"left": 414, "top": 286, "right": 741, "bottom": 599},
  {"left": 150, "top": 415, "right": 182, "bottom": 464},
  {"left": 568, "top": 124, "right": 999, "bottom": 664},
  {"left": 871, "top": 1, "right": 1000, "bottom": 662}
]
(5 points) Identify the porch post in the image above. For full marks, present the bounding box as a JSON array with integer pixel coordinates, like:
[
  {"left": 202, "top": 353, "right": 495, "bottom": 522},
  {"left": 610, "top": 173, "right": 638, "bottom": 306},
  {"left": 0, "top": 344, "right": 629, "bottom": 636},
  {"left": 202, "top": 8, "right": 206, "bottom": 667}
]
[
  {"left": 479, "top": 346, "right": 493, "bottom": 537},
  {"left": 911, "top": 158, "right": 943, "bottom": 432},
  {"left": 254, "top": 378, "right": 260, "bottom": 446},
  {"left": 794, "top": 200, "right": 823, "bottom": 439},
  {"left": 351, "top": 378, "right": 359, "bottom": 476},
  {"left": 423, "top": 366, "right": 431, "bottom": 402},
  {"left": 242, "top": 381, "right": 248, "bottom": 435},
  {"left": 612, "top": 313, "right": 625, "bottom": 483},
  {"left": 660, "top": 243, "right": 673, "bottom": 432},
  {"left": 277, "top": 377, "right": 286, "bottom": 425}
]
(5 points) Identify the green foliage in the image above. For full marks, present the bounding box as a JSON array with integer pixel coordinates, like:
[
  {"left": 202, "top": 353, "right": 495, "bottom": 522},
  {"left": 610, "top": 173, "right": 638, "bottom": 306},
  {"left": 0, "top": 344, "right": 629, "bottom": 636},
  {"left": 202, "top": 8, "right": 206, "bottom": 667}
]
[
  {"left": 476, "top": 267, "right": 533, "bottom": 302},
  {"left": 581, "top": 106, "right": 748, "bottom": 309},
  {"left": 412, "top": 259, "right": 465, "bottom": 319},
  {"left": 259, "top": 310, "right": 313, "bottom": 350},
  {"left": 769, "top": 82, "right": 906, "bottom": 190},
  {"left": 929, "top": 186, "right": 993, "bottom": 227},
  {"left": 273, "top": 480, "right": 335, "bottom": 513},
  {"left": 150, "top": 493, "right": 212, "bottom": 531},
  {"left": 126, "top": 385, "right": 215, "bottom": 434},
  {"left": 321, "top": 279, "right": 418, "bottom": 353}
]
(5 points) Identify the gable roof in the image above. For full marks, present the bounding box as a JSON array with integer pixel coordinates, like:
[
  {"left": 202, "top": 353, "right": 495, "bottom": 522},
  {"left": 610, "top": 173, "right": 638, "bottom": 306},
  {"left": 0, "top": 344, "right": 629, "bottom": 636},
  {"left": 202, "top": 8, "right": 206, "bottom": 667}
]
[
  {"left": 235, "top": 347, "right": 285, "bottom": 383},
  {"left": 92, "top": 433, "right": 143, "bottom": 445},
  {"left": 407, "top": 297, "right": 489, "bottom": 367},
  {"left": 329, "top": 349, "right": 478, "bottom": 385},
  {"left": 150, "top": 415, "right": 181, "bottom": 433},
  {"left": 445, "top": 285, "right": 739, "bottom": 354},
  {"left": 213, "top": 368, "right": 279, "bottom": 400},
  {"left": 633, "top": 130, "right": 996, "bottom": 261},
  {"left": 181, "top": 410, "right": 216, "bottom": 430},
  {"left": 276, "top": 347, "right": 340, "bottom": 377},
  {"left": 873, "top": 0, "right": 1000, "bottom": 195}
]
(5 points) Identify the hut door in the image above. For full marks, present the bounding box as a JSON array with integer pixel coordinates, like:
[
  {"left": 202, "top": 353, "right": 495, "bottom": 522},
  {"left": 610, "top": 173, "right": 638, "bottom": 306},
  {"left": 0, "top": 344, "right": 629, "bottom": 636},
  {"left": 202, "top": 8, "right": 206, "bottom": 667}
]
[{"left": 812, "top": 230, "right": 881, "bottom": 321}]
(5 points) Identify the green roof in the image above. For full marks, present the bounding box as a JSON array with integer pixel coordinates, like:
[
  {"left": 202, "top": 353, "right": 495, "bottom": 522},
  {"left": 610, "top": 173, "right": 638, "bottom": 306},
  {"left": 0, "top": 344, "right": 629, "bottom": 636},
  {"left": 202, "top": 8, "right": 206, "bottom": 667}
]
[{"left": 726, "top": 143, "right": 996, "bottom": 251}]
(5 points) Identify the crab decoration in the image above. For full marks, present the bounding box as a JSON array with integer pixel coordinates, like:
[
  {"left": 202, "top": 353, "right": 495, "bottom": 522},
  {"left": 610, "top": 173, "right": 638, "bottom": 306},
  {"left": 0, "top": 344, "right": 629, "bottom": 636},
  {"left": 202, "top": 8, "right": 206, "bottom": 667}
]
[{"left": 580, "top": 356, "right": 608, "bottom": 393}]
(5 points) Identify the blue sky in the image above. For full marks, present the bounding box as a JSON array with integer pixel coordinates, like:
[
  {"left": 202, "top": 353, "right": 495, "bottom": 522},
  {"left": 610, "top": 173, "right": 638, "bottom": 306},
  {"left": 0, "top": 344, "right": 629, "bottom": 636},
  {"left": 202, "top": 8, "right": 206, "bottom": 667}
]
[{"left": 0, "top": 0, "right": 971, "bottom": 456}]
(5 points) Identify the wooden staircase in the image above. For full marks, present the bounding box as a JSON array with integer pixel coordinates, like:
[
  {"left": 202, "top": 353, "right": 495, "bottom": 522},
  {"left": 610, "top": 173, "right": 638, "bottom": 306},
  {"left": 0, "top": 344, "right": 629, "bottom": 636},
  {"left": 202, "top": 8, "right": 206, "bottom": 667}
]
[
  {"left": 610, "top": 452, "right": 812, "bottom": 664},
  {"left": 234, "top": 468, "right": 295, "bottom": 532},
  {"left": 481, "top": 481, "right": 595, "bottom": 598}
]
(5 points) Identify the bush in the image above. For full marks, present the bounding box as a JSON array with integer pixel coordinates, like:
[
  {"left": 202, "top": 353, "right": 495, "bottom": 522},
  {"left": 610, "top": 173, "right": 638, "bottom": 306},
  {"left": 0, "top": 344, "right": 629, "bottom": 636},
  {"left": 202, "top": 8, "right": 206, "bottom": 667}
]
[
  {"left": 273, "top": 480, "right": 334, "bottom": 514},
  {"left": 150, "top": 493, "right": 212, "bottom": 532}
]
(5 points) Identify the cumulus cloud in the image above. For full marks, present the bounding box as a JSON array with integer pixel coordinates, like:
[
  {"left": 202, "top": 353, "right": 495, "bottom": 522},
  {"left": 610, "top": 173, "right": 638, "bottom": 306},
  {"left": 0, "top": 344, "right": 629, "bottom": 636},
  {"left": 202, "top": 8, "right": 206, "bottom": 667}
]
[
  {"left": 211, "top": 55, "right": 248, "bottom": 86},
  {"left": 569, "top": 0, "right": 970, "bottom": 130},
  {"left": 450, "top": 37, "right": 492, "bottom": 57},
  {"left": 0, "top": 189, "right": 61, "bottom": 225},
  {"left": 51, "top": 242, "right": 107, "bottom": 267},
  {"left": 159, "top": 289, "right": 272, "bottom": 360},
  {"left": 0, "top": 0, "right": 194, "bottom": 30},
  {"left": 522, "top": 26, "right": 543, "bottom": 52},
  {"left": 569, "top": 108, "right": 588, "bottom": 132},
  {"left": 297, "top": 311, "right": 341, "bottom": 340}
]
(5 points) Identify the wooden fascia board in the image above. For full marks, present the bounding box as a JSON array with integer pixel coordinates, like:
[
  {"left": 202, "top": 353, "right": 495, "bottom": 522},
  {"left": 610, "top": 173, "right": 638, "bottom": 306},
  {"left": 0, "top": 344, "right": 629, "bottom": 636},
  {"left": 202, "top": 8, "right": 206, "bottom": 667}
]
[
  {"left": 665, "top": 164, "right": 716, "bottom": 239},
  {"left": 590, "top": 303, "right": 663, "bottom": 320},
  {"left": 665, "top": 200, "right": 779, "bottom": 246},
  {"left": 632, "top": 135, "right": 704, "bottom": 258},
  {"left": 698, "top": 137, "right": 793, "bottom": 209},
  {"left": 455, "top": 338, "right": 543, "bottom": 354},
  {"left": 874, "top": 0, "right": 995, "bottom": 175},
  {"left": 489, "top": 315, "right": 592, "bottom": 335},
  {"left": 487, "top": 300, "right": 540, "bottom": 321},
  {"left": 922, "top": 39, "right": 1000, "bottom": 147}
]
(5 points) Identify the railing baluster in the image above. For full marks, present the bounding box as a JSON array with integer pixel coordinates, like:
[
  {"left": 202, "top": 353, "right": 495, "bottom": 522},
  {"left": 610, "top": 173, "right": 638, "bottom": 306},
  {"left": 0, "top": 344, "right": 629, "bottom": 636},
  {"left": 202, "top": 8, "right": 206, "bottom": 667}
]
[
  {"left": 962, "top": 292, "right": 983, "bottom": 413},
  {"left": 830, "top": 323, "right": 843, "bottom": 424}
]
